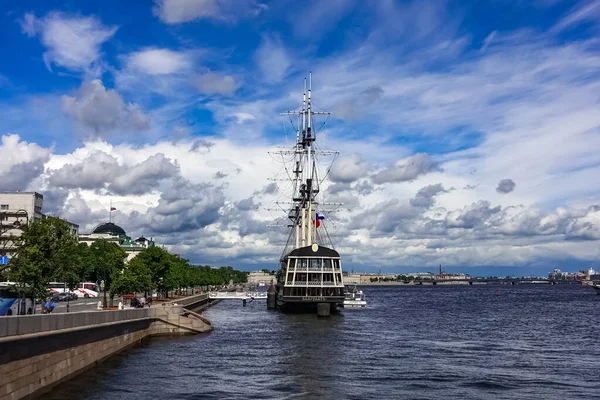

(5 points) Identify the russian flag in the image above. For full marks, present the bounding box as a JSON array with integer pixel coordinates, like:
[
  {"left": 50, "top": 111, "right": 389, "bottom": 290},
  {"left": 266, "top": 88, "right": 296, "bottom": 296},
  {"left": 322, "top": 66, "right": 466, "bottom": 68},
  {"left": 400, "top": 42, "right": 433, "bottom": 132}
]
[{"left": 314, "top": 212, "right": 325, "bottom": 228}]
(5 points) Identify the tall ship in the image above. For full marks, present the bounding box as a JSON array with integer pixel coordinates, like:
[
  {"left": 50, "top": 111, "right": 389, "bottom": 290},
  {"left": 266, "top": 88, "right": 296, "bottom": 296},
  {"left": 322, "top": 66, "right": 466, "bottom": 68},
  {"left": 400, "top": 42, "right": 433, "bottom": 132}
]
[{"left": 270, "top": 73, "right": 345, "bottom": 316}]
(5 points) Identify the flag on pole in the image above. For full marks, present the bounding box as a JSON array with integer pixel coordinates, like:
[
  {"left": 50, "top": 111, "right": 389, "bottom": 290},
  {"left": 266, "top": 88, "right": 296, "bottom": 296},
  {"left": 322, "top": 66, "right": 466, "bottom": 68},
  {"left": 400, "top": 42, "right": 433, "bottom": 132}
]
[
  {"left": 110, "top": 207, "right": 117, "bottom": 211},
  {"left": 313, "top": 212, "right": 325, "bottom": 228}
]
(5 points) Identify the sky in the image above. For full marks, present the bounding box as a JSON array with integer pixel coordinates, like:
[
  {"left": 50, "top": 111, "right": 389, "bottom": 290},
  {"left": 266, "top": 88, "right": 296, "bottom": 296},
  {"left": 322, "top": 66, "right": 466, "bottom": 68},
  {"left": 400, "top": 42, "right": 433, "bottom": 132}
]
[{"left": 2, "top": 0, "right": 600, "bottom": 275}]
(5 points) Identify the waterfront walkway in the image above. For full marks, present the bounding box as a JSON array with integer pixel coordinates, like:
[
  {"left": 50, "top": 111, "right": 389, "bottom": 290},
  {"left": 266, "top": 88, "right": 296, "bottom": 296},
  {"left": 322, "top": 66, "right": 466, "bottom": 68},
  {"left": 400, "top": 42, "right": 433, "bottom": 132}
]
[{"left": 208, "top": 291, "right": 267, "bottom": 300}]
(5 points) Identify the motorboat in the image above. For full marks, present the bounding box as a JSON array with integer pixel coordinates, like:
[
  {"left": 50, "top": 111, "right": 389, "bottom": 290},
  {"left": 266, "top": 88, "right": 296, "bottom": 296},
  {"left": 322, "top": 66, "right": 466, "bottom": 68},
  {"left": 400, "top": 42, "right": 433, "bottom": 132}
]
[{"left": 342, "top": 286, "right": 367, "bottom": 308}]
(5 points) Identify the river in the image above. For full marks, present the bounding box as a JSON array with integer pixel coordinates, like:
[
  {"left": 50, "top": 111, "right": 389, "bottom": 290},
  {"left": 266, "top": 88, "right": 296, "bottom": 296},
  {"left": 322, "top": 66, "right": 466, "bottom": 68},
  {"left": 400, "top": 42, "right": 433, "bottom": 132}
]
[{"left": 46, "top": 284, "right": 600, "bottom": 399}]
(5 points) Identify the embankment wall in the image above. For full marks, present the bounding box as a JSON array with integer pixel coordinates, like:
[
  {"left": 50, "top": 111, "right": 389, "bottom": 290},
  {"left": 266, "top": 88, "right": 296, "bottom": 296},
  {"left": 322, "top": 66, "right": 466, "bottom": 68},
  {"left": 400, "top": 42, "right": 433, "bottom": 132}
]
[{"left": 0, "top": 304, "right": 211, "bottom": 400}]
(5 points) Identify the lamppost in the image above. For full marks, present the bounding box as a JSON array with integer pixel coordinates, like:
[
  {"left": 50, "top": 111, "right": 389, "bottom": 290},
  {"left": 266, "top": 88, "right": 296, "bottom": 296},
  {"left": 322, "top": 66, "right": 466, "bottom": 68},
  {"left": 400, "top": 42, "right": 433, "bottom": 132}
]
[{"left": 0, "top": 209, "right": 29, "bottom": 258}]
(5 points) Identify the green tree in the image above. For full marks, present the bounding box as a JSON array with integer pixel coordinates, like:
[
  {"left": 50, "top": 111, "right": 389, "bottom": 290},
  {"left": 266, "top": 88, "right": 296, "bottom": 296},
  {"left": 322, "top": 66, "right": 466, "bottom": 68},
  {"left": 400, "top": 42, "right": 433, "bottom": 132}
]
[
  {"left": 87, "top": 240, "right": 127, "bottom": 307},
  {"left": 8, "top": 217, "right": 81, "bottom": 305},
  {"left": 111, "top": 256, "right": 152, "bottom": 296}
]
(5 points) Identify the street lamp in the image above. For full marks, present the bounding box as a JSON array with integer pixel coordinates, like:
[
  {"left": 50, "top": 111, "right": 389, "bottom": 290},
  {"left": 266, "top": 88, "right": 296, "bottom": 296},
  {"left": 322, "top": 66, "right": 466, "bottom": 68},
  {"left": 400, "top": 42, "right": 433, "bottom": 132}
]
[
  {"left": 0, "top": 209, "right": 29, "bottom": 255},
  {"left": 0, "top": 209, "right": 29, "bottom": 257}
]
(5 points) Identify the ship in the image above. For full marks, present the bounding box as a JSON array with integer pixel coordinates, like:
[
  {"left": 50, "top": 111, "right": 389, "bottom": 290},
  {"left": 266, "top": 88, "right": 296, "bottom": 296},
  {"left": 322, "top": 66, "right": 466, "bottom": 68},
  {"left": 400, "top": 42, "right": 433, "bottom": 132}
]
[
  {"left": 271, "top": 73, "right": 345, "bottom": 316},
  {"left": 342, "top": 285, "right": 368, "bottom": 308}
]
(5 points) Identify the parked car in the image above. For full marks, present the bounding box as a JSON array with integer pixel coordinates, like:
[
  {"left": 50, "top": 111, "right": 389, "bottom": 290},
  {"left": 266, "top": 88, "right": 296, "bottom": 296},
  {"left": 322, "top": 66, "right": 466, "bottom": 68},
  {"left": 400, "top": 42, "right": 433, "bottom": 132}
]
[
  {"left": 56, "top": 292, "right": 70, "bottom": 301},
  {"left": 67, "top": 291, "right": 79, "bottom": 300},
  {"left": 50, "top": 293, "right": 61, "bottom": 302}
]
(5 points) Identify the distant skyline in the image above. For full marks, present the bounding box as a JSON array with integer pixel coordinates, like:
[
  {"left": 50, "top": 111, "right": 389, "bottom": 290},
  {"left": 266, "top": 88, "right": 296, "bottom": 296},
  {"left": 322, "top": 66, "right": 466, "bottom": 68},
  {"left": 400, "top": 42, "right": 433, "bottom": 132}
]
[{"left": 2, "top": 0, "right": 600, "bottom": 273}]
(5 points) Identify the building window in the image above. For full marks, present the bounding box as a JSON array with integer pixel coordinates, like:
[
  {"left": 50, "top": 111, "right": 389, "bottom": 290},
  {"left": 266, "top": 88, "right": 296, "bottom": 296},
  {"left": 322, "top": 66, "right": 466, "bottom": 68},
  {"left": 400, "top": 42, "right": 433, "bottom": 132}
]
[
  {"left": 34, "top": 206, "right": 42, "bottom": 213},
  {"left": 0, "top": 205, "right": 8, "bottom": 210}
]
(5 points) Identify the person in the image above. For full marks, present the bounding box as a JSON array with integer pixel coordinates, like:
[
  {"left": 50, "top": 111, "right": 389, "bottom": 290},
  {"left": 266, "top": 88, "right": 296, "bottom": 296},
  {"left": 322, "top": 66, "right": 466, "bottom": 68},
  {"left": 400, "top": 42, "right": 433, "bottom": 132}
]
[
  {"left": 147, "top": 296, "right": 152, "bottom": 307},
  {"left": 140, "top": 296, "right": 146, "bottom": 307},
  {"left": 48, "top": 300, "right": 55, "bottom": 313},
  {"left": 44, "top": 299, "right": 50, "bottom": 314},
  {"left": 97, "top": 300, "right": 103, "bottom": 310},
  {"left": 118, "top": 301, "right": 123, "bottom": 310}
]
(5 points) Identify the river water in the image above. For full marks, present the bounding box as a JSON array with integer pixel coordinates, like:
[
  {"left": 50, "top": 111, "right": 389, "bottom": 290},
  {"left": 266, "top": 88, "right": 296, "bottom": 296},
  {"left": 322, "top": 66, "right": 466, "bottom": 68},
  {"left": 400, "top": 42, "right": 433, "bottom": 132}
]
[{"left": 47, "top": 285, "right": 600, "bottom": 399}]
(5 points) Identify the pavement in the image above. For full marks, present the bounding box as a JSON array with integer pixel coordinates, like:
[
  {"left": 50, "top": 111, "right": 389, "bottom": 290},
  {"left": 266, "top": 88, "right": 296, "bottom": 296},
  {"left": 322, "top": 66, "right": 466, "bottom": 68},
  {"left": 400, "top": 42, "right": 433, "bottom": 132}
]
[{"left": 37, "top": 297, "right": 123, "bottom": 314}]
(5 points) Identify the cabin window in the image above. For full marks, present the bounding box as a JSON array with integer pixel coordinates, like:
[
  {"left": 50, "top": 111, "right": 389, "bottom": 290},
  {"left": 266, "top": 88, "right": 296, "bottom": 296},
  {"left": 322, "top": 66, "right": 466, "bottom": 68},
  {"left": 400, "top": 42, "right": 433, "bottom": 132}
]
[
  {"left": 309, "top": 258, "right": 321, "bottom": 270},
  {"left": 323, "top": 259, "right": 332, "bottom": 270}
]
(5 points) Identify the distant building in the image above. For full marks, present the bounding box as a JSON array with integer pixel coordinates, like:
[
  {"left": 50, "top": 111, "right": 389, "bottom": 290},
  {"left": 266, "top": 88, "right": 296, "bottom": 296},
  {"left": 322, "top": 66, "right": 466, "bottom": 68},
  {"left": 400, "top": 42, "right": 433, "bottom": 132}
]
[
  {"left": 0, "top": 191, "right": 78, "bottom": 258},
  {"left": 342, "top": 273, "right": 361, "bottom": 284},
  {"left": 78, "top": 222, "right": 154, "bottom": 262},
  {"left": 247, "top": 271, "right": 275, "bottom": 285}
]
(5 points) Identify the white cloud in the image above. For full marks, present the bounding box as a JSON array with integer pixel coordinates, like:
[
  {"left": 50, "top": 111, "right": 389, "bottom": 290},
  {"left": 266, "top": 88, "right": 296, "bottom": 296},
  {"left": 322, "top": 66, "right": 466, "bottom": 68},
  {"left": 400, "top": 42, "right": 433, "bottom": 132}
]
[
  {"left": 62, "top": 80, "right": 150, "bottom": 135},
  {"left": 126, "top": 48, "right": 192, "bottom": 75},
  {"left": 0, "top": 134, "right": 51, "bottom": 191},
  {"left": 254, "top": 35, "right": 290, "bottom": 83},
  {"left": 20, "top": 12, "right": 117, "bottom": 72},
  {"left": 195, "top": 71, "right": 238, "bottom": 95},
  {"left": 153, "top": 0, "right": 266, "bottom": 24},
  {"left": 329, "top": 154, "right": 368, "bottom": 183},
  {"left": 551, "top": 0, "right": 600, "bottom": 33},
  {"left": 372, "top": 153, "right": 441, "bottom": 184}
]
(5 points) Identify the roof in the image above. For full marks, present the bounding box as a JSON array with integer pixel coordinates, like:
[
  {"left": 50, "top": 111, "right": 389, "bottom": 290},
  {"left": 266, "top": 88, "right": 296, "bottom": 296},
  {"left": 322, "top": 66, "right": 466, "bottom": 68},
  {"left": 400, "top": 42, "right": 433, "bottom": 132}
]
[
  {"left": 92, "top": 222, "right": 126, "bottom": 236},
  {"left": 288, "top": 245, "right": 340, "bottom": 258}
]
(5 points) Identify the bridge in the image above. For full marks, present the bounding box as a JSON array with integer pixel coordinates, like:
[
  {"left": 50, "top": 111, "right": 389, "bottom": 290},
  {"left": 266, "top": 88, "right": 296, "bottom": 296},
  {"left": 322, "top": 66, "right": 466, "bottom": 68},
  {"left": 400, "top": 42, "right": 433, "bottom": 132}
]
[{"left": 209, "top": 291, "right": 267, "bottom": 300}]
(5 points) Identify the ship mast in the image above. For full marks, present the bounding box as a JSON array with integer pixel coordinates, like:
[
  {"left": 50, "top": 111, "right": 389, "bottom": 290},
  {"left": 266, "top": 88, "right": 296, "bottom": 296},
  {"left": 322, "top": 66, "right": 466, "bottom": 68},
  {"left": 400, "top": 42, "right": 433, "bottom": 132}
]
[{"left": 282, "top": 72, "right": 331, "bottom": 250}]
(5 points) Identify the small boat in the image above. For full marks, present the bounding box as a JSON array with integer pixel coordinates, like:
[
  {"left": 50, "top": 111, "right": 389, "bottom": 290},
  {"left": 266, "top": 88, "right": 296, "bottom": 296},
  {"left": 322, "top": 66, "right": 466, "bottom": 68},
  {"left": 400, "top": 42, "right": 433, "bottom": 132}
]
[
  {"left": 593, "top": 285, "right": 600, "bottom": 295},
  {"left": 342, "top": 286, "right": 367, "bottom": 308}
]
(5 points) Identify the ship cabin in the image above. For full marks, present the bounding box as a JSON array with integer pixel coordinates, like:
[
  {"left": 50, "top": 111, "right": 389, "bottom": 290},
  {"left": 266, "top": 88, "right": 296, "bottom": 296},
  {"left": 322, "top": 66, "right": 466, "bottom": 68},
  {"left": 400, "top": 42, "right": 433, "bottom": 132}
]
[{"left": 279, "top": 244, "right": 345, "bottom": 302}]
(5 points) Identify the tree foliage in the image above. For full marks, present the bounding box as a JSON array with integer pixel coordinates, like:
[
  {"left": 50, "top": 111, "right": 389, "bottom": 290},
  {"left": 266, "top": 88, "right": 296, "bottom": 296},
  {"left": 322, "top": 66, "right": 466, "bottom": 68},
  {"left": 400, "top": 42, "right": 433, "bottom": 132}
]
[
  {"left": 8, "top": 217, "right": 81, "bottom": 300},
  {"left": 8, "top": 219, "right": 248, "bottom": 302}
]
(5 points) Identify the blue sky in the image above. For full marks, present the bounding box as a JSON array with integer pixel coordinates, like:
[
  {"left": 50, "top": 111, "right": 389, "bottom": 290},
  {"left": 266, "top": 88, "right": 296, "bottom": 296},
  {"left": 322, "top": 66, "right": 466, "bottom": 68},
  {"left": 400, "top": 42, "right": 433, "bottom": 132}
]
[{"left": 2, "top": 0, "right": 600, "bottom": 274}]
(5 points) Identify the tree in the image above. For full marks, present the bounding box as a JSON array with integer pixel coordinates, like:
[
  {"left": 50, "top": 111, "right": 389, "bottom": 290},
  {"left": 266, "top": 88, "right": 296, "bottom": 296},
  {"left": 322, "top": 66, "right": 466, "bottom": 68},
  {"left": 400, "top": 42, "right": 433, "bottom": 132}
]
[
  {"left": 87, "top": 240, "right": 127, "bottom": 307},
  {"left": 111, "top": 256, "right": 152, "bottom": 296},
  {"left": 8, "top": 217, "right": 81, "bottom": 306},
  {"left": 128, "top": 247, "right": 176, "bottom": 297}
]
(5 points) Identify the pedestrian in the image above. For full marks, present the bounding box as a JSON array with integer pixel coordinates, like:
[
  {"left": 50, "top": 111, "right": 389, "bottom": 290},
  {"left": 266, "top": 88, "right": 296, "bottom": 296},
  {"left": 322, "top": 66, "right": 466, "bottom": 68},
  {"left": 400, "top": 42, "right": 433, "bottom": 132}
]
[
  {"left": 147, "top": 296, "right": 152, "bottom": 308},
  {"left": 118, "top": 301, "right": 123, "bottom": 310},
  {"left": 97, "top": 300, "right": 103, "bottom": 310},
  {"left": 44, "top": 299, "right": 50, "bottom": 314},
  {"left": 49, "top": 300, "right": 56, "bottom": 313},
  {"left": 140, "top": 296, "right": 146, "bottom": 307}
]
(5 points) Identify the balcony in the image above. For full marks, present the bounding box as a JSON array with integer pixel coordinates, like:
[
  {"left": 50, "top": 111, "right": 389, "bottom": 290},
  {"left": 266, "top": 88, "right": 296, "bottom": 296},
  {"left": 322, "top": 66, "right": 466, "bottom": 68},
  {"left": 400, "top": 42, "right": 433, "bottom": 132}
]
[{"left": 285, "top": 281, "right": 343, "bottom": 287}]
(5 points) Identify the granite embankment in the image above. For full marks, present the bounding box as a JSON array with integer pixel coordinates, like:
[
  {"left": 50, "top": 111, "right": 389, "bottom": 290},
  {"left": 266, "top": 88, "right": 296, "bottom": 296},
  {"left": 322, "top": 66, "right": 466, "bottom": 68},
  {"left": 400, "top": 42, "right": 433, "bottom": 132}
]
[{"left": 0, "top": 294, "right": 212, "bottom": 400}]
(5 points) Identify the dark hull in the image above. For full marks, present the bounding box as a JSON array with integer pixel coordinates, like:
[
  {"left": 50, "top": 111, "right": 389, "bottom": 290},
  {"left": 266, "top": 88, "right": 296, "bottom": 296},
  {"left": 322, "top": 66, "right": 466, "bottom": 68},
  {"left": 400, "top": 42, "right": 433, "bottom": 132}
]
[{"left": 275, "top": 296, "right": 343, "bottom": 313}]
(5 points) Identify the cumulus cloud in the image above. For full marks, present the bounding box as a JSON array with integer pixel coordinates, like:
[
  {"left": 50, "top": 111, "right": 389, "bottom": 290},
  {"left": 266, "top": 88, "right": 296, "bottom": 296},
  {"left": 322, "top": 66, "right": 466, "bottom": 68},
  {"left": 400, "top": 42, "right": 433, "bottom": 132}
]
[
  {"left": 329, "top": 154, "right": 367, "bottom": 183},
  {"left": 20, "top": 12, "right": 117, "bottom": 72},
  {"left": 130, "top": 180, "right": 225, "bottom": 234},
  {"left": 372, "top": 153, "right": 441, "bottom": 184},
  {"left": 126, "top": 48, "right": 192, "bottom": 75},
  {"left": 62, "top": 80, "right": 150, "bottom": 134},
  {"left": 111, "top": 154, "right": 180, "bottom": 195},
  {"left": 48, "top": 151, "right": 179, "bottom": 195},
  {"left": 195, "top": 71, "right": 238, "bottom": 95},
  {"left": 0, "top": 134, "right": 51, "bottom": 191},
  {"left": 255, "top": 35, "right": 290, "bottom": 83},
  {"left": 410, "top": 183, "right": 445, "bottom": 208},
  {"left": 496, "top": 178, "right": 516, "bottom": 194},
  {"left": 153, "top": 0, "right": 266, "bottom": 24}
]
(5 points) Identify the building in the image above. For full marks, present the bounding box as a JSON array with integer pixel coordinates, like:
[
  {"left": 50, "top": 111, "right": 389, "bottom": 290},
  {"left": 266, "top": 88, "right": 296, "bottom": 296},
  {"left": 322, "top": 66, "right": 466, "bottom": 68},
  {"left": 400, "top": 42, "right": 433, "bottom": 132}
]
[
  {"left": 0, "top": 192, "right": 78, "bottom": 258},
  {"left": 247, "top": 271, "right": 276, "bottom": 285},
  {"left": 78, "top": 222, "right": 155, "bottom": 261},
  {"left": 342, "top": 273, "right": 361, "bottom": 285}
]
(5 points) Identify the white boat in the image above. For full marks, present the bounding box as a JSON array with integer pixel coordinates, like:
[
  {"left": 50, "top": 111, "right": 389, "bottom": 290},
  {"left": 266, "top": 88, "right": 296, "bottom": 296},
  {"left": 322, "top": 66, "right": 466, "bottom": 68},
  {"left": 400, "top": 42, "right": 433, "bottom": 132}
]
[{"left": 343, "top": 286, "right": 367, "bottom": 308}]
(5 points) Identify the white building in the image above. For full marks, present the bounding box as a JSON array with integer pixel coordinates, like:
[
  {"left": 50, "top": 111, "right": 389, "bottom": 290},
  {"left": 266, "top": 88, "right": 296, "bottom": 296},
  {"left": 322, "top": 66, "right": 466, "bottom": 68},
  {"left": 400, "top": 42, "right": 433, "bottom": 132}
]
[
  {"left": 78, "top": 222, "right": 155, "bottom": 262},
  {"left": 247, "top": 271, "right": 276, "bottom": 285},
  {"left": 0, "top": 192, "right": 78, "bottom": 258}
]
